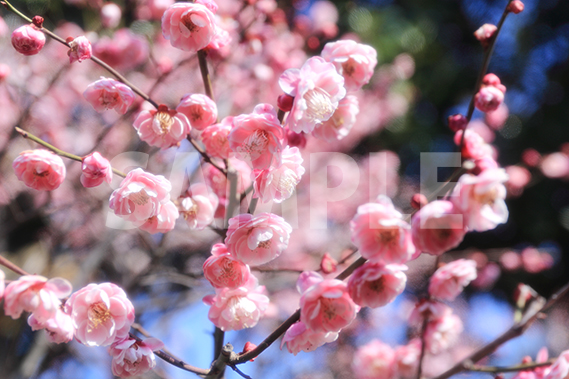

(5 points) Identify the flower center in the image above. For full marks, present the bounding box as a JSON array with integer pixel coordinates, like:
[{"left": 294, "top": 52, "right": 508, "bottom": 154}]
[
  {"left": 368, "top": 276, "right": 385, "bottom": 293},
  {"left": 155, "top": 111, "right": 175, "bottom": 134},
  {"left": 238, "top": 129, "right": 269, "bottom": 162},
  {"left": 275, "top": 170, "right": 298, "bottom": 196},
  {"left": 100, "top": 91, "right": 119, "bottom": 108},
  {"left": 129, "top": 191, "right": 150, "bottom": 206},
  {"left": 320, "top": 298, "right": 337, "bottom": 320},
  {"left": 181, "top": 198, "right": 198, "bottom": 220},
  {"left": 303, "top": 87, "right": 335, "bottom": 122},
  {"left": 342, "top": 60, "right": 356, "bottom": 76},
  {"left": 376, "top": 228, "right": 399, "bottom": 245},
  {"left": 87, "top": 302, "right": 111, "bottom": 332},
  {"left": 257, "top": 240, "right": 272, "bottom": 249},
  {"left": 181, "top": 14, "right": 200, "bottom": 33}
]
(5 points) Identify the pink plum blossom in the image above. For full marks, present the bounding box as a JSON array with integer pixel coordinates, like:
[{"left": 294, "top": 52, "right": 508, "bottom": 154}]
[
  {"left": 176, "top": 93, "right": 218, "bottom": 130},
  {"left": 201, "top": 117, "right": 233, "bottom": 159},
  {"left": 321, "top": 39, "right": 378, "bottom": 92},
  {"left": 0, "top": 270, "right": 4, "bottom": 299},
  {"left": 11, "top": 24, "right": 45, "bottom": 56},
  {"left": 4, "top": 275, "right": 72, "bottom": 322},
  {"left": 108, "top": 337, "right": 164, "bottom": 377},
  {"left": 138, "top": 200, "right": 179, "bottom": 234},
  {"left": 101, "top": 3, "right": 122, "bottom": 29},
  {"left": 13, "top": 150, "right": 66, "bottom": 191},
  {"left": 203, "top": 276, "right": 269, "bottom": 331},
  {"left": 312, "top": 94, "right": 359, "bottom": 141},
  {"left": 252, "top": 146, "right": 305, "bottom": 203},
  {"left": 83, "top": 77, "right": 135, "bottom": 114},
  {"left": 67, "top": 36, "right": 92, "bottom": 63},
  {"left": 411, "top": 200, "right": 467, "bottom": 256},
  {"left": 225, "top": 212, "right": 292, "bottom": 266},
  {"left": 177, "top": 183, "right": 219, "bottom": 230},
  {"left": 451, "top": 168, "right": 509, "bottom": 232},
  {"left": 474, "top": 85, "right": 505, "bottom": 113},
  {"left": 109, "top": 168, "right": 172, "bottom": 225},
  {"left": 281, "top": 321, "right": 338, "bottom": 355},
  {"left": 66, "top": 282, "right": 135, "bottom": 347},
  {"left": 279, "top": 56, "right": 346, "bottom": 133},
  {"left": 348, "top": 263, "right": 407, "bottom": 309},
  {"left": 545, "top": 351, "right": 569, "bottom": 379},
  {"left": 429, "top": 259, "right": 477, "bottom": 301},
  {"left": 203, "top": 243, "right": 251, "bottom": 289},
  {"left": 350, "top": 196, "right": 415, "bottom": 265},
  {"left": 394, "top": 339, "right": 421, "bottom": 379},
  {"left": 508, "top": 0, "right": 525, "bottom": 14},
  {"left": 229, "top": 103, "right": 285, "bottom": 170},
  {"left": 352, "top": 339, "right": 396, "bottom": 379},
  {"left": 93, "top": 29, "right": 148, "bottom": 71},
  {"left": 454, "top": 129, "right": 493, "bottom": 160},
  {"left": 424, "top": 309, "right": 463, "bottom": 354},
  {"left": 161, "top": 2, "right": 217, "bottom": 52},
  {"left": 408, "top": 299, "right": 449, "bottom": 325},
  {"left": 133, "top": 105, "right": 191, "bottom": 149},
  {"left": 81, "top": 152, "right": 113, "bottom": 188},
  {"left": 28, "top": 309, "right": 74, "bottom": 344},
  {"left": 299, "top": 271, "right": 357, "bottom": 333}
]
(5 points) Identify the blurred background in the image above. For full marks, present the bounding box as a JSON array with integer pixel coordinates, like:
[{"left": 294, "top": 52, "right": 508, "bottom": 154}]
[{"left": 1, "top": 0, "right": 569, "bottom": 378}]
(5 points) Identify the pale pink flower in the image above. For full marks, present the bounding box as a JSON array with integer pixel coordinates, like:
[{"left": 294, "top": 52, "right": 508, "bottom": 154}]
[
  {"left": 138, "top": 200, "right": 179, "bottom": 234},
  {"left": 408, "top": 299, "right": 449, "bottom": 325},
  {"left": 454, "top": 129, "right": 493, "bottom": 160},
  {"left": 81, "top": 152, "right": 113, "bottom": 188},
  {"left": 201, "top": 117, "right": 232, "bottom": 159},
  {"left": 83, "top": 77, "right": 135, "bottom": 114},
  {"left": 348, "top": 263, "right": 407, "bottom": 309},
  {"left": 203, "top": 276, "right": 269, "bottom": 331},
  {"left": 176, "top": 93, "right": 218, "bottom": 131},
  {"left": 225, "top": 212, "right": 292, "bottom": 266},
  {"left": 474, "top": 85, "right": 505, "bottom": 113},
  {"left": 352, "top": 339, "right": 396, "bottom": 379},
  {"left": 505, "top": 165, "right": 531, "bottom": 197},
  {"left": 321, "top": 39, "right": 378, "bottom": 92},
  {"left": 66, "top": 282, "right": 135, "bottom": 347},
  {"left": 350, "top": 196, "right": 415, "bottom": 265},
  {"left": 540, "top": 152, "right": 569, "bottom": 179},
  {"left": 508, "top": 0, "right": 525, "bottom": 14},
  {"left": 108, "top": 337, "right": 164, "bottom": 377},
  {"left": 545, "top": 350, "right": 569, "bottom": 379},
  {"left": 28, "top": 309, "right": 74, "bottom": 344},
  {"left": 312, "top": 94, "right": 359, "bottom": 141},
  {"left": 206, "top": 24, "right": 231, "bottom": 51},
  {"left": 93, "top": 29, "right": 149, "bottom": 71},
  {"left": 411, "top": 200, "right": 467, "bottom": 256},
  {"left": 203, "top": 243, "right": 251, "bottom": 289},
  {"left": 101, "top": 3, "right": 122, "bottom": 29},
  {"left": 109, "top": 168, "right": 172, "bottom": 225},
  {"left": 474, "top": 23, "right": 497, "bottom": 48},
  {"left": 68, "top": 36, "right": 92, "bottom": 63},
  {"left": 252, "top": 146, "right": 305, "bottom": 203},
  {"left": 133, "top": 105, "right": 191, "bottom": 149},
  {"left": 429, "top": 259, "right": 477, "bottom": 301},
  {"left": 297, "top": 271, "right": 326, "bottom": 294},
  {"left": 424, "top": 309, "right": 463, "bottom": 354},
  {"left": 299, "top": 272, "right": 357, "bottom": 333},
  {"left": 13, "top": 150, "right": 66, "bottom": 191},
  {"left": 161, "top": 2, "right": 217, "bottom": 52},
  {"left": 177, "top": 183, "right": 218, "bottom": 230},
  {"left": 280, "top": 321, "right": 338, "bottom": 355},
  {"left": 451, "top": 168, "right": 509, "bottom": 232},
  {"left": 11, "top": 24, "right": 45, "bottom": 56},
  {"left": 229, "top": 103, "right": 285, "bottom": 170},
  {"left": 195, "top": 0, "right": 218, "bottom": 13},
  {"left": 394, "top": 339, "right": 421, "bottom": 379},
  {"left": 3, "top": 275, "right": 72, "bottom": 322},
  {"left": 279, "top": 56, "right": 346, "bottom": 133}
]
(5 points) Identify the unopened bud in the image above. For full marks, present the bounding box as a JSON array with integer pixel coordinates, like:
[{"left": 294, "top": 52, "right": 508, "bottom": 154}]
[
  {"left": 31, "top": 16, "right": 44, "bottom": 29},
  {"left": 277, "top": 93, "right": 294, "bottom": 112},
  {"left": 448, "top": 114, "right": 467, "bottom": 132},
  {"left": 240, "top": 342, "right": 257, "bottom": 361},
  {"left": 507, "top": 0, "right": 524, "bottom": 14},
  {"left": 320, "top": 253, "right": 338, "bottom": 274},
  {"left": 474, "top": 23, "right": 497, "bottom": 49},
  {"left": 411, "top": 193, "right": 428, "bottom": 210}
]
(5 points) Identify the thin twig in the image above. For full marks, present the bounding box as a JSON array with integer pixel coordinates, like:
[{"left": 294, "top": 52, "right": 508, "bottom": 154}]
[
  {"left": 1, "top": 0, "right": 158, "bottom": 108},
  {"left": 464, "top": 359, "right": 556, "bottom": 373},
  {"left": 0, "top": 254, "right": 30, "bottom": 276},
  {"left": 15, "top": 127, "right": 127, "bottom": 177}
]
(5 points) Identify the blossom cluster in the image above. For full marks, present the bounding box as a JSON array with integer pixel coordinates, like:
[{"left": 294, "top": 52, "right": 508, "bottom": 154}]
[{"left": 0, "top": 272, "right": 161, "bottom": 377}]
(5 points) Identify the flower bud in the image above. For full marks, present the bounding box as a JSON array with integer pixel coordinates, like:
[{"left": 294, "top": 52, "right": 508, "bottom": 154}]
[
  {"left": 507, "top": 0, "right": 524, "bottom": 14},
  {"left": 11, "top": 24, "right": 45, "bottom": 56},
  {"left": 448, "top": 114, "right": 467, "bottom": 132}
]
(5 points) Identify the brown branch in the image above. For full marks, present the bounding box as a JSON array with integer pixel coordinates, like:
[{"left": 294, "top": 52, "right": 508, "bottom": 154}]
[
  {"left": 0, "top": 254, "right": 30, "bottom": 276},
  {"left": 432, "top": 281, "right": 569, "bottom": 379},
  {"left": 463, "top": 359, "right": 556, "bottom": 373}
]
